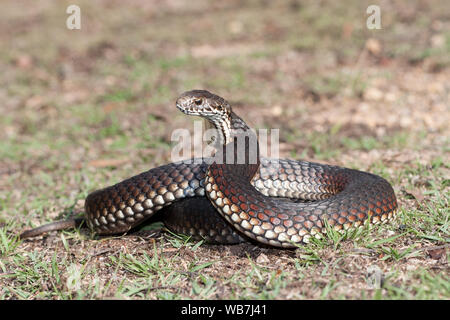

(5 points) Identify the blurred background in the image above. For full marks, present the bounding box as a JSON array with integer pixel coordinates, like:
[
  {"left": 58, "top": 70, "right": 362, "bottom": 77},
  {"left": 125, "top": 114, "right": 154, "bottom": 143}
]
[
  {"left": 0, "top": 0, "right": 449, "bottom": 300},
  {"left": 0, "top": 0, "right": 448, "bottom": 220}
]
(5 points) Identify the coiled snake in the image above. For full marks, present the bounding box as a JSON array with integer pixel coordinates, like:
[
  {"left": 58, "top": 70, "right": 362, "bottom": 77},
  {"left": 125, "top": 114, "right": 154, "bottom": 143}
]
[{"left": 20, "top": 90, "right": 398, "bottom": 248}]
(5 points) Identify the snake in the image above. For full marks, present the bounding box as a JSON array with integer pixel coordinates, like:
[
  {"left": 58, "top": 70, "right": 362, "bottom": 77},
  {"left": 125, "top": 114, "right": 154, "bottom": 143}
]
[{"left": 20, "top": 90, "right": 398, "bottom": 248}]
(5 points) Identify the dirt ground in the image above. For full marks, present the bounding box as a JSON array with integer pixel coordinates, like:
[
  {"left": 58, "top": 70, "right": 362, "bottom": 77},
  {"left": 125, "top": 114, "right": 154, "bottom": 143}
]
[{"left": 0, "top": 0, "right": 448, "bottom": 299}]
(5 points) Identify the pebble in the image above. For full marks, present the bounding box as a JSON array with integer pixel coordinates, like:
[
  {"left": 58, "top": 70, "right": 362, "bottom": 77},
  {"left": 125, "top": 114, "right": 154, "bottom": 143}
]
[
  {"left": 365, "top": 38, "right": 382, "bottom": 56},
  {"left": 256, "top": 253, "right": 270, "bottom": 264}
]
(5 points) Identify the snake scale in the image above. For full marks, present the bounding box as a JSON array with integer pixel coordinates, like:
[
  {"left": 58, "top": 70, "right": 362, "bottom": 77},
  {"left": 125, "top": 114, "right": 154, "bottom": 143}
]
[{"left": 20, "top": 90, "right": 398, "bottom": 248}]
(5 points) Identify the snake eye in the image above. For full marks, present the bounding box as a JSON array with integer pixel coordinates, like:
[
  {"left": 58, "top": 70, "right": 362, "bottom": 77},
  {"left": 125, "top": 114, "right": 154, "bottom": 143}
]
[{"left": 194, "top": 99, "right": 203, "bottom": 106}]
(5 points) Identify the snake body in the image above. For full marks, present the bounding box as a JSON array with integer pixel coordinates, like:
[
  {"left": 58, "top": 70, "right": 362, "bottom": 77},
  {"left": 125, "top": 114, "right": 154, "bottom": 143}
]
[{"left": 21, "top": 90, "right": 398, "bottom": 248}]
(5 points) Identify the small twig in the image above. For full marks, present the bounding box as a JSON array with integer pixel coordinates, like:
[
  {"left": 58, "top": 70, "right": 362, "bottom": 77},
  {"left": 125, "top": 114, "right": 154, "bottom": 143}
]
[
  {"left": 351, "top": 248, "right": 376, "bottom": 254},
  {"left": 133, "top": 285, "right": 178, "bottom": 295},
  {"left": 91, "top": 248, "right": 117, "bottom": 257}
]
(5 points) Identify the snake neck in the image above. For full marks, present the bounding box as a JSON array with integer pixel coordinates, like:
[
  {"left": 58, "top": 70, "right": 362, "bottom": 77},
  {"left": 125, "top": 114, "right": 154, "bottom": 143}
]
[{"left": 211, "top": 111, "right": 260, "bottom": 181}]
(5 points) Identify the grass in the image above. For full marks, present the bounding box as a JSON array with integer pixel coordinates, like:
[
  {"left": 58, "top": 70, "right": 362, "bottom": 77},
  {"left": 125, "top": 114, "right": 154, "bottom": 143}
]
[
  {"left": 284, "top": 127, "right": 426, "bottom": 161},
  {"left": 5, "top": 160, "right": 447, "bottom": 300}
]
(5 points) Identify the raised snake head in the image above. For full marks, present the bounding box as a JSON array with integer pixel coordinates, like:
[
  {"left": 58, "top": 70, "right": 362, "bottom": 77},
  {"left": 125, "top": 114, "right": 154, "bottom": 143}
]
[{"left": 176, "top": 90, "right": 233, "bottom": 146}]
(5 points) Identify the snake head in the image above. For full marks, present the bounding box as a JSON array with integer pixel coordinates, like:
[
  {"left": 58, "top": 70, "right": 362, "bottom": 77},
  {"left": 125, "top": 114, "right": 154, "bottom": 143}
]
[
  {"left": 176, "top": 90, "right": 234, "bottom": 145},
  {"left": 176, "top": 90, "right": 231, "bottom": 118}
]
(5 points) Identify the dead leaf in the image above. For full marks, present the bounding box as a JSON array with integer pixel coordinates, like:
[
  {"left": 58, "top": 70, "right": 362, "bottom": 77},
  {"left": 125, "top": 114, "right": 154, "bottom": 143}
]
[
  {"left": 404, "top": 189, "right": 425, "bottom": 204},
  {"left": 102, "top": 102, "right": 124, "bottom": 113},
  {"left": 88, "top": 158, "right": 129, "bottom": 168},
  {"left": 25, "top": 95, "right": 45, "bottom": 109},
  {"left": 341, "top": 22, "right": 354, "bottom": 39},
  {"left": 15, "top": 54, "right": 33, "bottom": 68},
  {"left": 427, "top": 248, "right": 446, "bottom": 260},
  {"left": 364, "top": 87, "right": 384, "bottom": 101}
]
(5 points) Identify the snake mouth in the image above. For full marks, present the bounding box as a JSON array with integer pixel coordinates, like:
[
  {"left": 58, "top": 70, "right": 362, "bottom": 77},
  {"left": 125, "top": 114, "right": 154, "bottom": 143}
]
[
  {"left": 176, "top": 103, "right": 199, "bottom": 116},
  {"left": 177, "top": 104, "right": 210, "bottom": 120}
]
